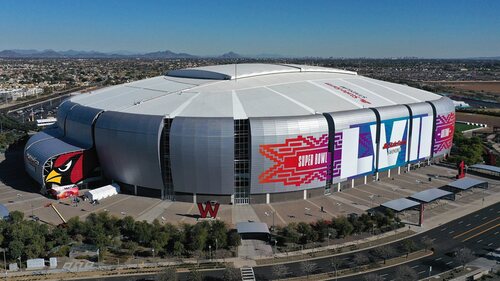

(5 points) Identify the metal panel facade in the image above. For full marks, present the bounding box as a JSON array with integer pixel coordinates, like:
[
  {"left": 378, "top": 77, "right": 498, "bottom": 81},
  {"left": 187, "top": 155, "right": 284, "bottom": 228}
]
[
  {"left": 170, "top": 117, "right": 234, "bottom": 195},
  {"left": 24, "top": 133, "right": 83, "bottom": 185},
  {"left": 94, "top": 111, "right": 164, "bottom": 190},
  {"left": 327, "top": 109, "right": 377, "bottom": 183},
  {"left": 250, "top": 115, "right": 329, "bottom": 194},
  {"left": 407, "top": 102, "right": 434, "bottom": 162},
  {"left": 56, "top": 100, "right": 77, "bottom": 131},
  {"left": 64, "top": 105, "right": 102, "bottom": 149},
  {"left": 375, "top": 105, "right": 410, "bottom": 171},
  {"left": 430, "top": 97, "right": 455, "bottom": 157}
]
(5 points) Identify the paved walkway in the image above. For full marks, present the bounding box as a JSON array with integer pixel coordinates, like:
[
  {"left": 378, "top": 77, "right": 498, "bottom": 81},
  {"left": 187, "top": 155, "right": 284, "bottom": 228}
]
[
  {"left": 232, "top": 204, "right": 260, "bottom": 224},
  {"left": 136, "top": 200, "right": 173, "bottom": 223}
]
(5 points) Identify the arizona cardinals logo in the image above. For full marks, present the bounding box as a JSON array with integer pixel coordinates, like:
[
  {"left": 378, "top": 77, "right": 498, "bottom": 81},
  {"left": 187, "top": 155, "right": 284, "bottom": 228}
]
[{"left": 45, "top": 151, "right": 84, "bottom": 187}]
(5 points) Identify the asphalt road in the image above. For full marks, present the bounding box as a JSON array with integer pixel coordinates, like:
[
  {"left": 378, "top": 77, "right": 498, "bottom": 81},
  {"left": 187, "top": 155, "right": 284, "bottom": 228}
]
[
  {"left": 335, "top": 203, "right": 500, "bottom": 281},
  {"left": 72, "top": 202, "right": 499, "bottom": 281}
]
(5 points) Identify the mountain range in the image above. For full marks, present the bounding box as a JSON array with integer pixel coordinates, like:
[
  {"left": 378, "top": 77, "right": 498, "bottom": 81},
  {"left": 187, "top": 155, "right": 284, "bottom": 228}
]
[
  {"left": 0, "top": 49, "right": 285, "bottom": 59},
  {"left": 0, "top": 49, "right": 498, "bottom": 60}
]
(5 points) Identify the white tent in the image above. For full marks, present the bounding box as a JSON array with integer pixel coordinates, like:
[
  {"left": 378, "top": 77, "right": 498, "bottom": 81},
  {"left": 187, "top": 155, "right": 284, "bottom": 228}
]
[{"left": 84, "top": 183, "right": 120, "bottom": 201}]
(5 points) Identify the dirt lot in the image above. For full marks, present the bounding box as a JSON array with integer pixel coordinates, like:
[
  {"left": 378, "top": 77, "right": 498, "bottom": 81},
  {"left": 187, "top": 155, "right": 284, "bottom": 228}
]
[
  {"left": 431, "top": 81, "right": 500, "bottom": 94},
  {"left": 456, "top": 112, "right": 500, "bottom": 127}
]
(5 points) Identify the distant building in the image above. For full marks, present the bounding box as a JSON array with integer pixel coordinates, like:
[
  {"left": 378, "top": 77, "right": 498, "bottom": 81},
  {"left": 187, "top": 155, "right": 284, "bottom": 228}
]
[
  {"left": 452, "top": 100, "right": 470, "bottom": 108},
  {"left": 0, "top": 87, "right": 43, "bottom": 102}
]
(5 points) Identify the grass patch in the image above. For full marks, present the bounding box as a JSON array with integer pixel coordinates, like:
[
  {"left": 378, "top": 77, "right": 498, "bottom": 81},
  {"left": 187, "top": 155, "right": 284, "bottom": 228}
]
[{"left": 455, "top": 122, "right": 481, "bottom": 132}]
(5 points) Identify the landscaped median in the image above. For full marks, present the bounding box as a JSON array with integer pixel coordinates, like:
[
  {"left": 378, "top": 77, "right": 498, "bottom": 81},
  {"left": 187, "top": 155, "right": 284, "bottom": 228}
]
[
  {"left": 277, "top": 249, "right": 434, "bottom": 281},
  {"left": 257, "top": 229, "right": 415, "bottom": 265}
]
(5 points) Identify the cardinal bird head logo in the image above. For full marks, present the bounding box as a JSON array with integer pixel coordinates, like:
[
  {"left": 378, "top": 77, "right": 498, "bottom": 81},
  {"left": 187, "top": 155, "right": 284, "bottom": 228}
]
[{"left": 45, "top": 151, "right": 83, "bottom": 186}]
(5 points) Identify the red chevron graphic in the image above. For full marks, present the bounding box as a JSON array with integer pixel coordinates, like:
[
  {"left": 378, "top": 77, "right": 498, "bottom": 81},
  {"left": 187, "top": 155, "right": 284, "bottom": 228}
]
[{"left": 259, "top": 134, "right": 330, "bottom": 186}]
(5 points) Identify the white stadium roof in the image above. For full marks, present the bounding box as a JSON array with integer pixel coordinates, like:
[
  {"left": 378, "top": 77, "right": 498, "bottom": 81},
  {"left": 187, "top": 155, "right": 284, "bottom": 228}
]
[{"left": 69, "top": 63, "right": 441, "bottom": 118}]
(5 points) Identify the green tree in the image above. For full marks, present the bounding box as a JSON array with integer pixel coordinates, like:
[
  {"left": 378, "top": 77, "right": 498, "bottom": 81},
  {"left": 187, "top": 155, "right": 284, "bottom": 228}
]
[
  {"left": 9, "top": 211, "right": 24, "bottom": 224},
  {"left": 226, "top": 230, "right": 241, "bottom": 247},
  {"left": 172, "top": 241, "right": 185, "bottom": 258},
  {"left": 120, "top": 216, "right": 136, "bottom": 238},
  {"left": 297, "top": 222, "right": 317, "bottom": 244},
  {"left": 280, "top": 223, "right": 300, "bottom": 244},
  {"left": 190, "top": 222, "right": 209, "bottom": 251},
  {"left": 8, "top": 240, "right": 24, "bottom": 259},
  {"left": 332, "top": 216, "right": 354, "bottom": 238},
  {"left": 209, "top": 220, "right": 228, "bottom": 249}
]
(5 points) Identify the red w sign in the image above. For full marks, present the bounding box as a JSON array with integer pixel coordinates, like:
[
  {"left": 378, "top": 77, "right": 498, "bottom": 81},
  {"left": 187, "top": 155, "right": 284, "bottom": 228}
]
[{"left": 197, "top": 201, "right": 220, "bottom": 219}]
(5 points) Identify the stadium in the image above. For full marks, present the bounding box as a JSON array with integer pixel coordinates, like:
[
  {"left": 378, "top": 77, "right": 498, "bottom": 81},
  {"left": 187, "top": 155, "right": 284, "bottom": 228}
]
[{"left": 24, "top": 63, "right": 455, "bottom": 204}]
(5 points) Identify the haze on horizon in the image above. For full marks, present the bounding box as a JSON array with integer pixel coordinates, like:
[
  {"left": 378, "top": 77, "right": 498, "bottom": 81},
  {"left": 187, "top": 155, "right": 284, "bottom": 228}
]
[{"left": 0, "top": 0, "right": 499, "bottom": 59}]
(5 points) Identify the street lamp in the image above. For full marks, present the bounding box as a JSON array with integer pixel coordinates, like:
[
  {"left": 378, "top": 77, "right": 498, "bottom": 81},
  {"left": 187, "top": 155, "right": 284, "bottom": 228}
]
[
  {"left": 152, "top": 248, "right": 155, "bottom": 258},
  {"left": 369, "top": 194, "right": 375, "bottom": 209},
  {"left": 392, "top": 187, "right": 398, "bottom": 200},
  {"left": 331, "top": 258, "right": 338, "bottom": 281},
  {"left": 335, "top": 202, "right": 343, "bottom": 214},
  {"left": 264, "top": 211, "right": 275, "bottom": 232},
  {"left": 208, "top": 245, "right": 212, "bottom": 261},
  {"left": 215, "top": 238, "right": 218, "bottom": 260}
]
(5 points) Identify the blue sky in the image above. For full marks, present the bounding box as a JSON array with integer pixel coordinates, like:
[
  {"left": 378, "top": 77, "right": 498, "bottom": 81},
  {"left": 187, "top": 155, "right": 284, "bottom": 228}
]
[{"left": 0, "top": 0, "right": 499, "bottom": 58}]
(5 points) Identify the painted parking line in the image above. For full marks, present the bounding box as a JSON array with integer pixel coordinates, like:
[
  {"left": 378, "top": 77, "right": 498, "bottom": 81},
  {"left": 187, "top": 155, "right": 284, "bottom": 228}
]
[
  {"left": 458, "top": 220, "right": 463, "bottom": 224},
  {"left": 482, "top": 217, "right": 488, "bottom": 220},
  {"left": 411, "top": 265, "right": 419, "bottom": 269},
  {"left": 418, "top": 270, "right": 426, "bottom": 274},
  {"left": 448, "top": 230, "right": 455, "bottom": 234},
  {"left": 487, "top": 243, "right": 493, "bottom": 246},
  {"left": 435, "top": 257, "right": 442, "bottom": 261},
  {"left": 466, "top": 223, "right": 471, "bottom": 227},
  {"left": 477, "top": 239, "right": 483, "bottom": 243},
  {"left": 381, "top": 274, "right": 388, "bottom": 277},
  {"left": 440, "top": 227, "right": 447, "bottom": 231},
  {"left": 446, "top": 261, "right": 453, "bottom": 265}
]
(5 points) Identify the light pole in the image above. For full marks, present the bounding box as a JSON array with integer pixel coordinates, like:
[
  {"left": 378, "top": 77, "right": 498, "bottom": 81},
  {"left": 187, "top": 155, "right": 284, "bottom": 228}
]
[
  {"left": 264, "top": 211, "right": 275, "bottom": 232},
  {"left": 369, "top": 194, "right": 375, "bottom": 209},
  {"left": 215, "top": 238, "right": 218, "bottom": 260},
  {"left": 272, "top": 211, "right": 275, "bottom": 231},
  {"left": 208, "top": 245, "right": 212, "bottom": 261},
  {"left": 152, "top": 248, "right": 155, "bottom": 259},
  {"left": 331, "top": 258, "right": 338, "bottom": 281},
  {"left": 336, "top": 202, "right": 343, "bottom": 214}
]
